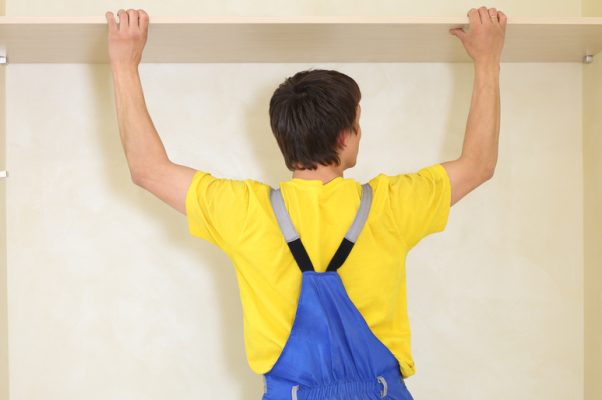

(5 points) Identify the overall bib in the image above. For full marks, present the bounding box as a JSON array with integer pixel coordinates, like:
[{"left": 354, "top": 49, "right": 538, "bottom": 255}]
[{"left": 263, "top": 183, "right": 415, "bottom": 400}]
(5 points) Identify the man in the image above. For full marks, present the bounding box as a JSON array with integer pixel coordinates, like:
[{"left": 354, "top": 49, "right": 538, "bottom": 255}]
[{"left": 105, "top": 7, "right": 506, "bottom": 398}]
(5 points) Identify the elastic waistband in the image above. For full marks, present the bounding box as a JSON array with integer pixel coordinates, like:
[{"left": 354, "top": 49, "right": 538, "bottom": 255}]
[{"left": 263, "top": 367, "right": 407, "bottom": 400}]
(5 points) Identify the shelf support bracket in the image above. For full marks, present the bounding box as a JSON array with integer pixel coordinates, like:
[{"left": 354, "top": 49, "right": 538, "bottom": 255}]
[
  {"left": 584, "top": 55, "right": 594, "bottom": 64},
  {"left": 0, "top": 171, "right": 7, "bottom": 179}
]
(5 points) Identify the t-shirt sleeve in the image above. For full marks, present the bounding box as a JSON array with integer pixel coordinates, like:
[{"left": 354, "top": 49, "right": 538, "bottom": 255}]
[
  {"left": 386, "top": 163, "right": 451, "bottom": 249},
  {"left": 185, "top": 170, "right": 250, "bottom": 251}
]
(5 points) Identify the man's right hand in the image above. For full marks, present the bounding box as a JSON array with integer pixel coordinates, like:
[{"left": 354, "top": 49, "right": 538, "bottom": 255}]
[
  {"left": 450, "top": 6, "right": 507, "bottom": 65},
  {"left": 105, "top": 9, "right": 149, "bottom": 69}
]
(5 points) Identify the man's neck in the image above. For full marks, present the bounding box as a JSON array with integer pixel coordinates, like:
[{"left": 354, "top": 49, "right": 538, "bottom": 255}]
[{"left": 291, "top": 165, "right": 345, "bottom": 184}]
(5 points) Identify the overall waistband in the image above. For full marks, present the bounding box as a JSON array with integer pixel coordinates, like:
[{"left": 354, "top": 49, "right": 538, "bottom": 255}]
[{"left": 263, "top": 367, "right": 407, "bottom": 400}]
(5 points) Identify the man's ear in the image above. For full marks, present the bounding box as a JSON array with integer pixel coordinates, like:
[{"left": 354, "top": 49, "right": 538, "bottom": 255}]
[{"left": 337, "top": 130, "right": 349, "bottom": 149}]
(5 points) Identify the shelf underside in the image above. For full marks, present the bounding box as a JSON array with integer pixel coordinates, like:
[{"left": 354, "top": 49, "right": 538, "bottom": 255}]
[{"left": 0, "top": 16, "right": 601, "bottom": 63}]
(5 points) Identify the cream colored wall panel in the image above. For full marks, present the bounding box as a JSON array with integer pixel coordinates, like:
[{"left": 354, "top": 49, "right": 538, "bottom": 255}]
[
  {"left": 6, "top": 62, "right": 583, "bottom": 399},
  {"left": 583, "top": 30, "right": 602, "bottom": 400},
  {"left": 582, "top": 1, "right": 602, "bottom": 399},
  {"left": 1, "top": 16, "right": 602, "bottom": 63},
  {"left": 4, "top": 0, "right": 581, "bottom": 18}
]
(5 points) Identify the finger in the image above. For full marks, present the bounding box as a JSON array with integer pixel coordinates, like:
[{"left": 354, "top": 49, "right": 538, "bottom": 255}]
[
  {"left": 489, "top": 8, "right": 499, "bottom": 24},
  {"left": 498, "top": 10, "right": 508, "bottom": 26},
  {"left": 127, "top": 9, "right": 138, "bottom": 30},
  {"left": 449, "top": 27, "right": 466, "bottom": 41},
  {"left": 117, "top": 9, "right": 127, "bottom": 32},
  {"left": 478, "top": 6, "right": 490, "bottom": 24},
  {"left": 105, "top": 11, "right": 117, "bottom": 32},
  {"left": 467, "top": 8, "right": 479, "bottom": 26},
  {"left": 138, "top": 9, "right": 149, "bottom": 32}
]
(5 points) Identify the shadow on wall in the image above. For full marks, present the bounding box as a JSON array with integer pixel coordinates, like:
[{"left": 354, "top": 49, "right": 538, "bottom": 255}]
[{"left": 91, "top": 64, "right": 261, "bottom": 400}]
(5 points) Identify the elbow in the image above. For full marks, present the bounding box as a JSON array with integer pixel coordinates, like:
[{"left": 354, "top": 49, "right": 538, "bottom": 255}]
[
  {"left": 482, "top": 165, "right": 496, "bottom": 181},
  {"left": 477, "top": 156, "right": 497, "bottom": 181},
  {"left": 130, "top": 170, "right": 146, "bottom": 187}
]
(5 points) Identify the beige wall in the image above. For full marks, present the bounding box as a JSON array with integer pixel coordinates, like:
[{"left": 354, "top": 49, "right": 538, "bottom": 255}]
[
  {"left": 2, "top": 1, "right": 593, "bottom": 400},
  {"left": 582, "top": 2, "right": 602, "bottom": 400},
  {"left": 6, "top": 62, "right": 585, "bottom": 400}
]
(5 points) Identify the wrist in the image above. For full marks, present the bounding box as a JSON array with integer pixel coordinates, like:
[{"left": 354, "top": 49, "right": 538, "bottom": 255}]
[
  {"left": 474, "top": 59, "right": 501, "bottom": 71},
  {"left": 110, "top": 62, "right": 139, "bottom": 74}
]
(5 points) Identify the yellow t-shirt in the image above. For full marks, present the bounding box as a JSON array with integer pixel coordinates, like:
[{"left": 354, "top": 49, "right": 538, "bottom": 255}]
[{"left": 185, "top": 163, "right": 451, "bottom": 379}]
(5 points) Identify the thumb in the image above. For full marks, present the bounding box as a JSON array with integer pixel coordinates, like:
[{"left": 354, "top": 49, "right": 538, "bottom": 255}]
[{"left": 449, "top": 27, "right": 466, "bottom": 41}]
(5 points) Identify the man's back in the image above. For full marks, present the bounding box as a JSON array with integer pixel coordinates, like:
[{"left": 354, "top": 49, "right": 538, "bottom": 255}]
[{"left": 185, "top": 163, "right": 451, "bottom": 378}]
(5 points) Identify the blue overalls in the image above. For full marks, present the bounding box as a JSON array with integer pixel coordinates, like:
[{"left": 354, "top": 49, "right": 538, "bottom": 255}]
[{"left": 263, "top": 183, "right": 415, "bottom": 400}]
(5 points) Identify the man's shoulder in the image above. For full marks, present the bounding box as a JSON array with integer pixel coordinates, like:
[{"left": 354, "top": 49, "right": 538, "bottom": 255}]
[{"left": 368, "top": 164, "right": 446, "bottom": 185}]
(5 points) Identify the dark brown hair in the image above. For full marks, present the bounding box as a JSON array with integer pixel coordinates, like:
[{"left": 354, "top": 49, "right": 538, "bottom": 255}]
[{"left": 269, "top": 69, "right": 361, "bottom": 171}]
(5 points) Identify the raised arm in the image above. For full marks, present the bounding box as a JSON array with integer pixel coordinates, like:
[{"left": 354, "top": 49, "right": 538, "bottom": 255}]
[
  {"left": 441, "top": 6, "right": 507, "bottom": 207},
  {"left": 106, "top": 9, "right": 196, "bottom": 215}
]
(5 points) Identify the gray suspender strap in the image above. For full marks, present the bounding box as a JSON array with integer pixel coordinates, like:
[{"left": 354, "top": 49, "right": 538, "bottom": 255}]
[
  {"left": 269, "top": 183, "right": 373, "bottom": 272},
  {"left": 344, "top": 183, "right": 373, "bottom": 243},
  {"left": 269, "top": 186, "right": 314, "bottom": 271},
  {"left": 270, "top": 186, "right": 300, "bottom": 243}
]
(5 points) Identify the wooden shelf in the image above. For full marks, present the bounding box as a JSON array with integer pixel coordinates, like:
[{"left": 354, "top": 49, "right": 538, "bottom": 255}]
[{"left": 0, "top": 16, "right": 601, "bottom": 63}]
